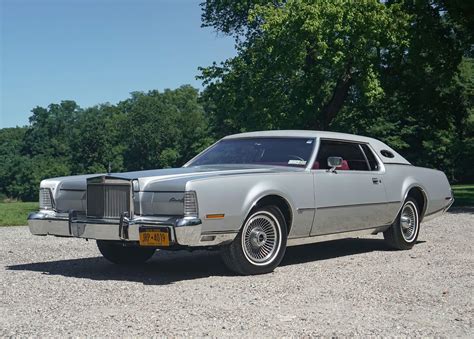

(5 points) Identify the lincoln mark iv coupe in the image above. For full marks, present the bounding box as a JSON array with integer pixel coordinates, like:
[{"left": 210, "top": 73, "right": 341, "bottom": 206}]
[{"left": 28, "top": 131, "right": 454, "bottom": 275}]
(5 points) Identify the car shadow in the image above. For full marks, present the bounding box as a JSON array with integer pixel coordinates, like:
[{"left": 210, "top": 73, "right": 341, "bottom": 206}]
[
  {"left": 281, "top": 238, "right": 396, "bottom": 266},
  {"left": 7, "top": 238, "right": 419, "bottom": 285},
  {"left": 7, "top": 249, "right": 230, "bottom": 285}
]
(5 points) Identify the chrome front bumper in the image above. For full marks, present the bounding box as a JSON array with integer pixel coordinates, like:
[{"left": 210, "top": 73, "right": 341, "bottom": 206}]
[{"left": 28, "top": 211, "right": 203, "bottom": 246}]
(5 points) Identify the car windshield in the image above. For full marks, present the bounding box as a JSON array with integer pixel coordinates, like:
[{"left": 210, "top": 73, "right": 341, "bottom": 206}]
[{"left": 187, "top": 137, "right": 315, "bottom": 168}]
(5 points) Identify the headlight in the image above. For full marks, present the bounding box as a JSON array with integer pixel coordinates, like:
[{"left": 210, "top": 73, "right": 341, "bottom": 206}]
[
  {"left": 132, "top": 179, "right": 140, "bottom": 192},
  {"left": 183, "top": 191, "right": 198, "bottom": 217},
  {"left": 39, "top": 188, "right": 54, "bottom": 210}
]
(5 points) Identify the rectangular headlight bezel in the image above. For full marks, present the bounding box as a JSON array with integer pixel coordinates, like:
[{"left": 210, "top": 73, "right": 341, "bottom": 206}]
[
  {"left": 39, "top": 188, "right": 55, "bottom": 210},
  {"left": 183, "top": 191, "right": 198, "bottom": 218}
]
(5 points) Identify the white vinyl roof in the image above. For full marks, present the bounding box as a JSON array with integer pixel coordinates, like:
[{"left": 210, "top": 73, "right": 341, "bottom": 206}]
[{"left": 223, "top": 130, "right": 411, "bottom": 165}]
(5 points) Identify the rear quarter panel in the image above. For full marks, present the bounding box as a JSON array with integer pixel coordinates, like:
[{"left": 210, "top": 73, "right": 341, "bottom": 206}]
[{"left": 383, "top": 164, "right": 452, "bottom": 221}]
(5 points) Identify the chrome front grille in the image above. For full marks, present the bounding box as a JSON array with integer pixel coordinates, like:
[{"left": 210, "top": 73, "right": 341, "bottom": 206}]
[{"left": 87, "top": 179, "right": 131, "bottom": 219}]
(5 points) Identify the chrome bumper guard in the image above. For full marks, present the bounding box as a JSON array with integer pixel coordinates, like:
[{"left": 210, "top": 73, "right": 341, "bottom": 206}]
[{"left": 28, "top": 210, "right": 202, "bottom": 246}]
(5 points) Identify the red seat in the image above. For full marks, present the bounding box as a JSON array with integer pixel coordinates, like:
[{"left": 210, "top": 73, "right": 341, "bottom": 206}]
[
  {"left": 337, "top": 160, "right": 350, "bottom": 170},
  {"left": 312, "top": 160, "right": 349, "bottom": 170}
]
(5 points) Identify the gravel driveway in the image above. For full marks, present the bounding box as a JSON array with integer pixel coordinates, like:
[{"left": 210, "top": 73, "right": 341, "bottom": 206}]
[{"left": 1, "top": 209, "right": 472, "bottom": 337}]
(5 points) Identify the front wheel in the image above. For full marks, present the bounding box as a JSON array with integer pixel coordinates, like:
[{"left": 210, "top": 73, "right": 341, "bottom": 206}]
[
  {"left": 383, "top": 197, "right": 420, "bottom": 250},
  {"left": 221, "top": 206, "right": 287, "bottom": 275},
  {"left": 97, "top": 240, "right": 155, "bottom": 265}
]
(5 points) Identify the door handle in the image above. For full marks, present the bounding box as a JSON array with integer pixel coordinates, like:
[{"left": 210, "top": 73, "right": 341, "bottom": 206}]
[{"left": 372, "top": 177, "right": 381, "bottom": 184}]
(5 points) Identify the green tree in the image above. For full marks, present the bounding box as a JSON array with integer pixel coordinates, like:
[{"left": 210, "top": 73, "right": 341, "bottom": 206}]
[
  {"left": 201, "top": 0, "right": 278, "bottom": 36},
  {"left": 0, "top": 127, "right": 27, "bottom": 200},
  {"left": 200, "top": 0, "right": 473, "bottom": 181},
  {"left": 70, "top": 105, "right": 126, "bottom": 174},
  {"left": 0, "top": 86, "right": 212, "bottom": 201},
  {"left": 200, "top": 0, "right": 410, "bottom": 134},
  {"left": 119, "top": 85, "right": 212, "bottom": 170},
  {"left": 22, "top": 100, "right": 79, "bottom": 158}
]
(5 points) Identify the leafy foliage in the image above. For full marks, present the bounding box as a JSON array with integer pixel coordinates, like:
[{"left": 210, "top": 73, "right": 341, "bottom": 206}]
[
  {"left": 0, "top": 86, "right": 212, "bottom": 201},
  {"left": 0, "top": 1, "right": 472, "bottom": 201},
  {"left": 120, "top": 86, "right": 211, "bottom": 171},
  {"left": 199, "top": 0, "right": 473, "bottom": 182},
  {"left": 201, "top": 0, "right": 411, "bottom": 132}
]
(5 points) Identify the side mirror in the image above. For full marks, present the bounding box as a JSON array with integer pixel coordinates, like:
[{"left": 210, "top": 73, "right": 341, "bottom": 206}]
[{"left": 327, "top": 156, "right": 343, "bottom": 172}]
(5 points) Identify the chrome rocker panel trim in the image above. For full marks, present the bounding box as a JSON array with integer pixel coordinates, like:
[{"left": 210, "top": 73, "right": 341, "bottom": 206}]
[
  {"left": 27, "top": 210, "right": 235, "bottom": 247},
  {"left": 287, "top": 226, "right": 389, "bottom": 247}
]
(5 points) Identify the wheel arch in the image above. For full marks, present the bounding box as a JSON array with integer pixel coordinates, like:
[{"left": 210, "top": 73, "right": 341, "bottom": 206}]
[
  {"left": 246, "top": 194, "right": 293, "bottom": 236},
  {"left": 405, "top": 186, "right": 428, "bottom": 222}
]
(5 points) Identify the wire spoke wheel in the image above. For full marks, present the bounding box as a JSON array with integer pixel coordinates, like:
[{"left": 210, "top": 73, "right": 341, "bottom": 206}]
[
  {"left": 241, "top": 211, "right": 281, "bottom": 266},
  {"left": 400, "top": 201, "right": 418, "bottom": 242},
  {"left": 221, "top": 205, "right": 287, "bottom": 275}
]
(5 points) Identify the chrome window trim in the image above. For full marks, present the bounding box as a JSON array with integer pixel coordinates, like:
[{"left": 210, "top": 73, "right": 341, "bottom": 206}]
[
  {"left": 186, "top": 137, "right": 317, "bottom": 169},
  {"left": 305, "top": 137, "right": 320, "bottom": 171},
  {"left": 310, "top": 138, "right": 386, "bottom": 174},
  {"left": 363, "top": 143, "right": 385, "bottom": 173},
  {"left": 358, "top": 144, "right": 372, "bottom": 171}
]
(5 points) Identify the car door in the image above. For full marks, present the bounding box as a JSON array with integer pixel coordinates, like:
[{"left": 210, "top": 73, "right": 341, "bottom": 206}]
[{"left": 310, "top": 139, "right": 390, "bottom": 236}]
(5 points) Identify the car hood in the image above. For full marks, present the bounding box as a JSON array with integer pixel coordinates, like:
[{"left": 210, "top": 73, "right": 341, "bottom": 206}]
[{"left": 42, "top": 165, "right": 304, "bottom": 192}]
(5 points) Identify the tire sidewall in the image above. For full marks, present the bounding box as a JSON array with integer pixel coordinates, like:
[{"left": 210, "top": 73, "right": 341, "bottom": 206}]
[
  {"left": 240, "top": 209, "right": 283, "bottom": 267},
  {"left": 225, "top": 205, "right": 288, "bottom": 275},
  {"left": 97, "top": 240, "right": 155, "bottom": 265},
  {"left": 396, "top": 197, "right": 420, "bottom": 247}
]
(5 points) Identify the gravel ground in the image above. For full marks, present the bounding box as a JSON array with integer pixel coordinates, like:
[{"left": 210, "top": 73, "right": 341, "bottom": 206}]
[{"left": 1, "top": 209, "right": 473, "bottom": 337}]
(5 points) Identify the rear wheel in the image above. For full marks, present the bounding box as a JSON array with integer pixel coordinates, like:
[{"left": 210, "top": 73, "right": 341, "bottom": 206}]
[
  {"left": 221, "top": 206, "right": 287, "bottom": 275},
  {"left": 384, "top": 197, "right": 420, "bottom": 250},
  {"left": 96, "top": 240, "right": 155, "bottom": 265}
]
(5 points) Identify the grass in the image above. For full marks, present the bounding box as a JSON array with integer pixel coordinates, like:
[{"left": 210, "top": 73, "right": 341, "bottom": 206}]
[
  {"left": 0, "top": 202, "right": 38, "bottom": 226},
  {"left": 452, "top": 184, "right": 474, "bottom": 207}
]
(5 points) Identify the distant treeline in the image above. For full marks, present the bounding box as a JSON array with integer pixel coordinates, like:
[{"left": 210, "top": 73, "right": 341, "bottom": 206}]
[
  {"left": 0, "top": 86, "right": 212, "bottom": 201},
  {"left": 1, "top": 0, "right": 473, "bottom": 201}
]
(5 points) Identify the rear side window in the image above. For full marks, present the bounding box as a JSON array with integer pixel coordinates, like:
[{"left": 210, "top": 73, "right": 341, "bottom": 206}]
[
  {"left": 360, "top": 144, "right": 380, "bottom": 171},
  {"left": 315, "top": 140, "right": 369, "bottom": 171}
]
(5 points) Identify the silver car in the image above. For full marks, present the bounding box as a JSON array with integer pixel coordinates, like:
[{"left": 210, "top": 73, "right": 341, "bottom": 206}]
[{"left": 28, "top": 130, "right": 454, "bottom": 275}]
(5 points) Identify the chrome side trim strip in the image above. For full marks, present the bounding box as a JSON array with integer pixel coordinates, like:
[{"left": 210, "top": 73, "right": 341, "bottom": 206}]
[
  {"left": 317, "top": 201, "right": 400, "bottom": 210},
  {"left": 201, "top": 230, "right": 239, "bottom": 235},
  {"left": 422, "top": 197, "right": 454, "bottom": 222},
  {"left": 424, "top": 206, "right": 446, "bottom": 217},
  {"left": 296, "top": 207, "right": 316, "bottom": 212},
  {"left": 199, "top": 232, "right": 237, "bottom": 246},
  {"left": 287, "top": 227, "right": 387, "bottom": 247}
]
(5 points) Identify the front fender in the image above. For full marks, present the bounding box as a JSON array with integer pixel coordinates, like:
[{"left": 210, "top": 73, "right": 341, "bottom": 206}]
[
  {"left": 185, "top": 172, "right": 314, "bottom": 237},
  {"left": 241, "top": 183, "right": 296, "bottom": 226}
]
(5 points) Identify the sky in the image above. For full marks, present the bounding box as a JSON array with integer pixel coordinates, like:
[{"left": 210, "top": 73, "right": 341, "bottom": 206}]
[{"left": 0, "top": 0, "right": 236, "bottom": 128}]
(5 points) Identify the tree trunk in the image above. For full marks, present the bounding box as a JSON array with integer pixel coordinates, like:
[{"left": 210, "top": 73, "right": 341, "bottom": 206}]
[{"left": 319, "top": 69, "right": 353, "bottom": 130}]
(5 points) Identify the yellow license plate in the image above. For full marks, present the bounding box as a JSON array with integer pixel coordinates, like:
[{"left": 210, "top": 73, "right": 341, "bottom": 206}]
[{"left": 139, "top": 230, "right": 170, "bottom": 247}]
